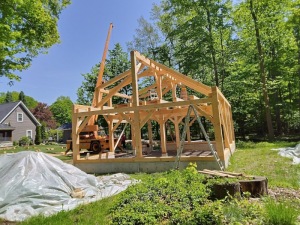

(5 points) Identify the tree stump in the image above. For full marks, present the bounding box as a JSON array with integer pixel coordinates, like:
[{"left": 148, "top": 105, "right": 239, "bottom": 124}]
[
  {"left": 239, "top": 176, "right": 268, "bottom": 197},
  {"left": 211, "top": 182, "right": 241, "bottom": 200}
]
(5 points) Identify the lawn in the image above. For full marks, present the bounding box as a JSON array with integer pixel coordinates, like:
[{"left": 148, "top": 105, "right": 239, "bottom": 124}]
[
  {"left": 0, "top": 141, "right": 299, "bottom": 224},
  {"left": 0, "top": 143, "right": 71, "bottom": 161}
]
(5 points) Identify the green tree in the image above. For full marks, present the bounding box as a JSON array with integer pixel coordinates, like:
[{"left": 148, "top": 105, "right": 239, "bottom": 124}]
[
  {"left": 157, "top": 0, "right": 233, "bottom": 88},
  {"left": 5, "top": 91, "right": 12, "bottom": 103},
  {"left": 35, "top": 125, "right": 42, "bottom": 145},
  {"left": 31, "top": 102, "right": 56, "bottom": 129},
  {"left": 77, "top": 43, "right": 131, "bottom": 105},
  {"left": 233, "top": 0, "right": 299, "bottom": 138},
  {"left": 0, "top": 0, "right": 70, "bottom": 83},
  {"left": 50, "top": 96, "right": 73, "bottom": 126},
  {"left": 41, "top": 123, "right": 47, "bottom": 143},
  {"left": 0, "top": 91, "right": 38, "bottom": 109},
  {"left": 18, "top": 91, "right": 27, "bottom": 105}
]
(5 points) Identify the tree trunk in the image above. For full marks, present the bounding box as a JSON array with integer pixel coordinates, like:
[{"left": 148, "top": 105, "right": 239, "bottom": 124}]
[
  {"left": 249, "top": 0, "right": 274, "bottom": 141},
  {"left": 206, "top": 8, "right": 219, "bottom": 87}
]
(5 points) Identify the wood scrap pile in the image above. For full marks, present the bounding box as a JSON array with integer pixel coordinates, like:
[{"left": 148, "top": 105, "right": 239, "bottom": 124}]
[{"left": 198, "top": 169, "right": 254, "bottom": 179}]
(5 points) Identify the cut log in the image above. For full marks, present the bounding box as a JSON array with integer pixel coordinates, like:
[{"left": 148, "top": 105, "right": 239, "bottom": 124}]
[
  {"left": 211, "top": 182, "right": 241, "bottom": 200},
  {"left": 239, "top": 176, "right": 268, "bottom": 197}
]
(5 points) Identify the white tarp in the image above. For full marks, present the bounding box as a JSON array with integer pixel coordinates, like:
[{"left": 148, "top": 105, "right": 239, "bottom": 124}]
[
  {"left": 273, "top": 143, "right": 300, "bottom": 165},
  {"left": 0, "top": 151, "right": 136, "bottom": 222}
]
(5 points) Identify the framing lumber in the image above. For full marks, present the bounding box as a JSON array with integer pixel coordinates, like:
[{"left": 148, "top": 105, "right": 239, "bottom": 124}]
[{"left": 71, "top": 50, "right": 235, "bottom": 171}]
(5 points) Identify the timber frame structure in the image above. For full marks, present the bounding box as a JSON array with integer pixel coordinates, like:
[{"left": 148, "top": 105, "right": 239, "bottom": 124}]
[{"left": 72, "top": 51, "right": 235, "bottom": 173}]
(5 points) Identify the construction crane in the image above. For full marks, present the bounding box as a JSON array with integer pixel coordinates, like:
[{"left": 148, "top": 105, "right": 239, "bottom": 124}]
[
  {"left": 88, "top": 22, "right": 113, "bottom": 125},
  {"left": 66, "top": 23, "right": 124, "bottom": 154}
]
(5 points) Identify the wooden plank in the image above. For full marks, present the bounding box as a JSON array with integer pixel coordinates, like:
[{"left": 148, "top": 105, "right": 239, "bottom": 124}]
[
  {"left": 201, "top": 169, "right": 236, "bottom": 178},
  {"left": 199, "top": 151, "right": 212, "bottom": 156},
  {"left": 183, "top": 151, "right": 193, "bottom": 156}
]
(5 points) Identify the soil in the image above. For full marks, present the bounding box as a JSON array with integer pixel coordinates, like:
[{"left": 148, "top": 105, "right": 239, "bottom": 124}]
[{"left": 268, "top": 187, "right": 300, "bottom": 201}]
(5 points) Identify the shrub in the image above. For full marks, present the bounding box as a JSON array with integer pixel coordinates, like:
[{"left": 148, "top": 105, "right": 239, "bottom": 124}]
[
  {"left": 110, "top": 167, "right": 218, "bottom": 224},
  {"left": 35, "top": 126, "right": 42, "bottom": 145},
  {"left": 19, "top": 136, "right": 31, "bottom": 146}
]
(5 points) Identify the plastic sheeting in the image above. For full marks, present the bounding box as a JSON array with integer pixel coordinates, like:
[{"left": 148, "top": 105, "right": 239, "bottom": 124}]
[
  {"left": 0, "top": 151, "right": 136, "bottom": 222},
  {"left": 273, "top": 143, "right": 300, "bottom": 165}
]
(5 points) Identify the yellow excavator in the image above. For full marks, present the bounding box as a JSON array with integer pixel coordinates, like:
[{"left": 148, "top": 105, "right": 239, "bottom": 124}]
[{"left": 66, "top": 23, "right": 123, "bottom": 154}]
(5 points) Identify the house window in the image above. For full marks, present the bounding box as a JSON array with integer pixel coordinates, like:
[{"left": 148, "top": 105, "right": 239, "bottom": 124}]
[
  {"left": 17, "top": 112, "right": 23, "bottom": 122},
  {"left": 26, "top": 130, "right": 32, "bottom": 139}
]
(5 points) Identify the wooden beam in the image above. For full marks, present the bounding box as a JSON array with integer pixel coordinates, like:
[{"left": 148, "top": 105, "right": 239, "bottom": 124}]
[
  {"left": 96, "top": 76, "right": 132, "bottom": 108},
  {"left": 147, "top": 121, "right": 153, "bottom": 152},
  {"left": 99, "top": 89, "right": 132, "bottom": 99},
  {"left": 98, "top": 69, "right": 131, "bottom": 89},
  {"left": 75, "top": 99, "right": 212, "bottom": 118},
  {"left": 140, "top": 110, "right": 155, "bottom": 128},
  {"left": 72, "top": 105, "right": 81, "bottom": 161},
  {"left": 131, "top": 51, "right": 142, "bottom": 158},
  {"left": 134, "top": 51, "right": 212, "bottom": 96},
  {"left": 211, "top": 86, "right": 225, "bottom": 160}
]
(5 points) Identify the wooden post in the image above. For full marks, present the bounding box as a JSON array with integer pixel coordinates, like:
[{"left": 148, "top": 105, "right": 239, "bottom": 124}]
[
  {"left": 108, "top": 120, "right": 114, "bottom": 152},
  {"left": 211, "top": 86, "right": 225, "bottom": 160},
  {"left": 147, "top": 120, "right": 153, "bottom": 152},
  {"left": 159, "top": 119, "right": 167, "bottom": 156},
  {"left": 131, "top": 51, "right": 142, "bottom": 158},
  {"left": 72, "top": 105, "right": 80, "bottom": 161},
  {"left": 187, "top": 124, "right": 191, "bottom": 143},
  {"left": 174, "top": 117, "right": 180, "bottom": 148},
  {"left": 172, "top": 82, "right": 177, "bottom": 101},
  {"left": 156, "top": 74, "right": 162, "bottom": 99},
  {"left": 131, "top": 124, "right": 135, "bottom": 150}
]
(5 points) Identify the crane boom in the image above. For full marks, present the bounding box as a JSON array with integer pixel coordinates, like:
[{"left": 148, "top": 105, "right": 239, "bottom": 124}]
[{"left": 88, "top": 23, "right": 113, "bottom": 126}]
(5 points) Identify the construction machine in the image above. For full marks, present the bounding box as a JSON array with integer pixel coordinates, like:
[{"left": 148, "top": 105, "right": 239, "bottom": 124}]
[{"left": 66, "top": 23, "right": 124, "bottom": 154}]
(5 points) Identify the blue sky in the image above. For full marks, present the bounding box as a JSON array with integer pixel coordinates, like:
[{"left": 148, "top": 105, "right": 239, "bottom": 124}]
[{"left": 1, "top": 0, "right": 160, "bottom": 105}]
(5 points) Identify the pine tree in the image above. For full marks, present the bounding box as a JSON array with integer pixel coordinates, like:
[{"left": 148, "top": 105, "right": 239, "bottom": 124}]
[
  {"left": 35, "top": 126, "right": 42, "bottom": 145},
  {"left": 18, "top": 91, "right": 27, "bottom": 106},
  {"left": 5, "top": 91, "right": 13, "bottom": 103}
]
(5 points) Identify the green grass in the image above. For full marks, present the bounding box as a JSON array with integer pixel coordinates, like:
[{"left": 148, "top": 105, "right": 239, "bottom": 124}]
[
  {"left": 264, "top": 197, "right": 299, "bottom": 225},
  {"left": 1, "top": 141, "right": 298, "bottom": 224},
  {"left": 0, "top": 144, "right": 68, "bottom": 160},
  {"left": 20, "top": 196, "right": 116, "bottom": 225},
  {"left": 228, "top": 141, "right": 300, "bottom": 188}
]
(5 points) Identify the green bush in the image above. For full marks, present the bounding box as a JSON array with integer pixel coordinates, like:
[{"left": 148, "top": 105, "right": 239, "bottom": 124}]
[
  {"left": 110, "top": 164, "right": 221, "bottom": 224},
  {"left": 35, "top": 126, "right": 42, "bottom": 145},
  {"left": 19, "top": 136, "right": 31, "bottom": 146}
]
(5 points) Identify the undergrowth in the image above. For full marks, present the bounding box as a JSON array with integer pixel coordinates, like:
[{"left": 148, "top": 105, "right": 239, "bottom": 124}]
[{"left": 109, "top": 163, "right": 265, "bottom": 224}]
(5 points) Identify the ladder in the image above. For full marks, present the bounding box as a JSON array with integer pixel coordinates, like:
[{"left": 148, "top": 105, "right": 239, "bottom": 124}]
[{"left": 174, "top": 105, "right": 224, "bottom": 171}]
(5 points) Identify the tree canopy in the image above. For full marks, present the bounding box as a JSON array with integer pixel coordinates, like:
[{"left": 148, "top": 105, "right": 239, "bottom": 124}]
[
  {"left": 77, "top": 43, "right": 131, "bottom": 105},
  {"left": 50, "top": 96, "right": 73, "bottom": 126},
  {"left": 124, "top": 0, "right": 300, "bottom": 140},
  {"left": 0, "top": 0, "right": 70, "bottom": 84},
  {"left": 31, "top": 102, "right": 56, "bottom": 129},
  {"left": 0, "top": 91, "right": 38, "bottom": 109}
]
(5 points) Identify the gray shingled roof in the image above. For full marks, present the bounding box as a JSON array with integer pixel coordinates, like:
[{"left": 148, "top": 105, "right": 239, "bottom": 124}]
[
  {"left": 0, "top": 102, "right": 19, "bottom": 123},
  {"left": 0, "top": 101, "right": 40, "bottom": 125},
  {"left": 0, "top": 123, "right": 15, "bottom": 130}
]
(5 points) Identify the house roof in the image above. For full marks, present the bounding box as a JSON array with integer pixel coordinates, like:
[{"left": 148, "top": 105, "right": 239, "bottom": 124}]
[
  {"left": 57, "top": 123, "right": 72, "bottom": 130},
  {"left": 0, "top": 101, "right": 41, "bottom": 126},
  {"left": 0, "top": 124, "right": 15, "bottom": 131}
]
